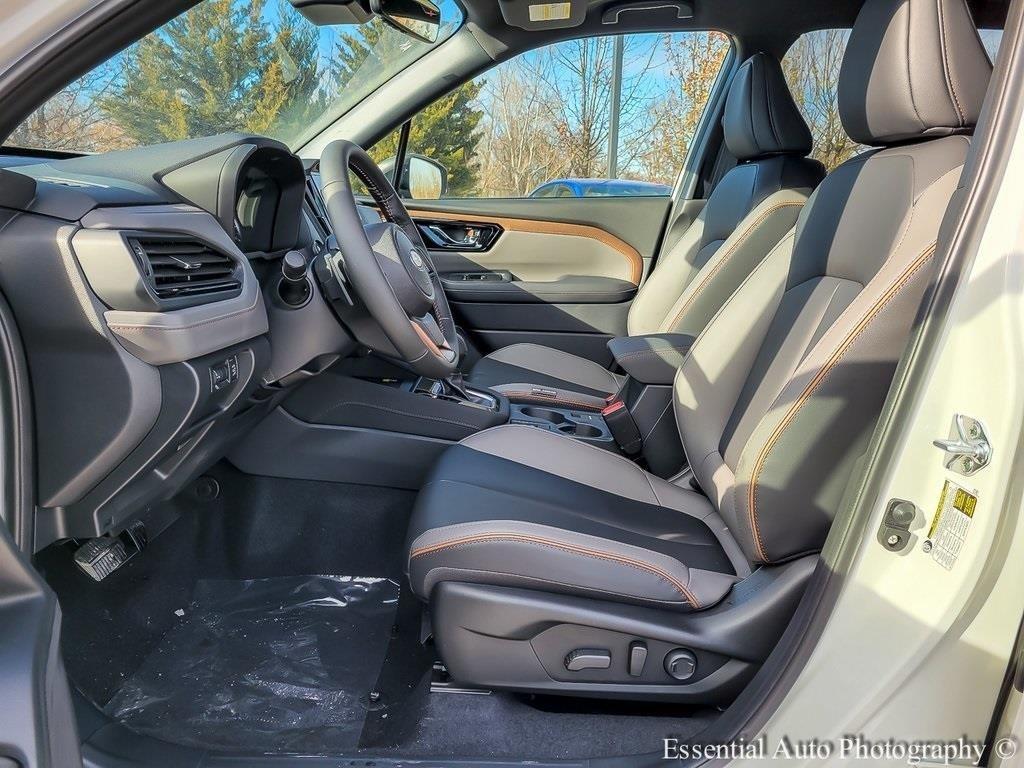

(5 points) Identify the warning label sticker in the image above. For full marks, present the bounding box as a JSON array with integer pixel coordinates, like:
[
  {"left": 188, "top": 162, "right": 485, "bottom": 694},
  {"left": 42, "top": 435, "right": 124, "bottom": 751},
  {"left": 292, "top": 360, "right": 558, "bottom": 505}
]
[
  {"left": 529, "top": 2, "right": 571, "bottom": 21},
  {"left": 926, "top": 480, "right": 977, "bottom": 570}
]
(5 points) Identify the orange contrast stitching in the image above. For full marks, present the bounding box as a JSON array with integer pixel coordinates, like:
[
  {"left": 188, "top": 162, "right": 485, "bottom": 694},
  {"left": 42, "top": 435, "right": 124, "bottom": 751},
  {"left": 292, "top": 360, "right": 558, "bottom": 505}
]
[
  {"left": 663, "top": 202, "right": 803, "bottom": 333},
  {"left": 745, "top": 242, "right": 938, "bottom": 562},
  {"left": 411, "top": 532, "right": 699, "bottom": 607},
  {"left": 498, "top": 391, "right": 605, "bottom": 411}
]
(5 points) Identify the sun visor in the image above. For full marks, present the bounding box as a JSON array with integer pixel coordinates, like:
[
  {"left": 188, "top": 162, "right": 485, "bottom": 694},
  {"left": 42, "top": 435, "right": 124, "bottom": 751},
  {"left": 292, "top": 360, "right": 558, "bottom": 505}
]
[
  {"left": 498, "top": 0, "right": 586, "bottom": 30},
  {"left": 288, "top": 0, "right": 374, "bottom": 26}
]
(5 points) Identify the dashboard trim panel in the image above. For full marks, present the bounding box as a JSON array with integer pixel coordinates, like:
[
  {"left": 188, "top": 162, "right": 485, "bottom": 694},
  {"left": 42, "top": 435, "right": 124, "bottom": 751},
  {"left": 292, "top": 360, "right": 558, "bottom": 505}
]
[{"left": 77, "top": 204, "right": 269, "bottom": 365}]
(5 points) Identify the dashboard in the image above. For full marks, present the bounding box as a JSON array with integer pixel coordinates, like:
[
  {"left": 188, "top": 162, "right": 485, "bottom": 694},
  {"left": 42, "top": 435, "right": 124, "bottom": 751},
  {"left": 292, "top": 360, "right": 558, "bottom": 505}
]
[{"left": 0, "top": 134, "right": 346, "bottom": 551}]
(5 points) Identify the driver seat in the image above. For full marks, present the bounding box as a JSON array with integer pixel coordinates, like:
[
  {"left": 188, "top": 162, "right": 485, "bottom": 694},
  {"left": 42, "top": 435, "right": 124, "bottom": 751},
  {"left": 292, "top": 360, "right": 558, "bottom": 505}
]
[
  {"left": 467, "top": 50, "right": 825, "bottom": 399},
  {"left": 406, "top": 0, "right": 991, "bottom": 700}
]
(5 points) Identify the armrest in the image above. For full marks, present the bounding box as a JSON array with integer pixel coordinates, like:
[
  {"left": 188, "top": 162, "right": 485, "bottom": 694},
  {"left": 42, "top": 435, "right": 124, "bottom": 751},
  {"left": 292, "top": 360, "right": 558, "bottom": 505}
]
[{"left": 607, "top": 333, "right": 695, "bottom": 384}]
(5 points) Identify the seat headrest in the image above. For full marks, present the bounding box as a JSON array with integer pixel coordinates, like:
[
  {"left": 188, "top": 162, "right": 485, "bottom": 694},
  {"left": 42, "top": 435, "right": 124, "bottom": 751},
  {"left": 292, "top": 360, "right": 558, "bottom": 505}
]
[
  {"left": 722, "top": 52, "right": 814, "bottom": 161},
  {"left": 839, "top": 0, "right": 993, "bottom": 146}
]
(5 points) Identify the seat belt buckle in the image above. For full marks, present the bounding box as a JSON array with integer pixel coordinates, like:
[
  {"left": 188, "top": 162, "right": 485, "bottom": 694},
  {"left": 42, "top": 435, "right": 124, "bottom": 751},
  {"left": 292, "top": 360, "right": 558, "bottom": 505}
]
[{"left": 601, "top": 399, "right": 643, "bottom": 455}]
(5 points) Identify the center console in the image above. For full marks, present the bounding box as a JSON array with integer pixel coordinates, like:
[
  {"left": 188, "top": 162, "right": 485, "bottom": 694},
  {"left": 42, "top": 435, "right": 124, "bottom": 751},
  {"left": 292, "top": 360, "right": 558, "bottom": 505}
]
[{"left": 509, "top": 404, "right": 616, "bottom": 449}]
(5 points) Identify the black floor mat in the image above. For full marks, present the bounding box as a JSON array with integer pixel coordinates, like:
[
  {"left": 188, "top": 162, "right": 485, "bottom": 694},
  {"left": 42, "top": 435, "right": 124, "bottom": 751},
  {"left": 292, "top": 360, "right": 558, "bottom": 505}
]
[{"left": 105, "top": 575, "right": 399, "bottom": 753}]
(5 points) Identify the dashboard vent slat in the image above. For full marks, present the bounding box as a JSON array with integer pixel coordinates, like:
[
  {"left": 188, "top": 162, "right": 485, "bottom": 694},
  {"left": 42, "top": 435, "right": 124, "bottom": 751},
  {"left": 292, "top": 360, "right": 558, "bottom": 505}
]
[{"left": 130, "top": 237, "right": 241, "bottom": 301}]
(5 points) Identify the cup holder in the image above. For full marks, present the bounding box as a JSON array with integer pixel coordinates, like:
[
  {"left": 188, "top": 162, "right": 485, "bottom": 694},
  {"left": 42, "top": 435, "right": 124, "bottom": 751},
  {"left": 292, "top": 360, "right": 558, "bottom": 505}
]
[
  {"left": 558, "top": 423, "right": 603, "bottom": 438},
  {"left": 519, "top": 406, "right": 568, "bottom": 424}
]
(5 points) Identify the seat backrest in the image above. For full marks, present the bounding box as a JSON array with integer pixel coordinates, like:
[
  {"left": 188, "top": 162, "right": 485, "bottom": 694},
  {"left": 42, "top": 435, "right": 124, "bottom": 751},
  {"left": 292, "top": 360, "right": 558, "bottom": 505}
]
[
  {"left": 675, "top": 0, "right": 992, "bottom": 565},
  {"left": 628, "top": 52, "right": 825, "bottom": 337}
]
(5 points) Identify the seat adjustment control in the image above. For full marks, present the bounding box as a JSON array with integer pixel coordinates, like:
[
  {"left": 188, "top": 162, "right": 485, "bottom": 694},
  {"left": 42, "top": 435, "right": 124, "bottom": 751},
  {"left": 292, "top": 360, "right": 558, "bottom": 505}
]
[
  {"left": 664, "top": 649, "right": 697, "bottom": 681},
  {"left": 628, "top": 641, "right": 648, "bottom": 677},
  {"left": 564, "top": 648, "right": 611, "bottom": 671}
]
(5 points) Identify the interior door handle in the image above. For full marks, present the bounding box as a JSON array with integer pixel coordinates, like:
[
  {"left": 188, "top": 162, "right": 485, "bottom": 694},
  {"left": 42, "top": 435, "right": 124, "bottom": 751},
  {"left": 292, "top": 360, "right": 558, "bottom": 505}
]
[
  {"left": 427, "top": 224, "right": 481, "bottom": 247},
  {"left": 417, "top": 219, "right": 501, "bottom": 251}
]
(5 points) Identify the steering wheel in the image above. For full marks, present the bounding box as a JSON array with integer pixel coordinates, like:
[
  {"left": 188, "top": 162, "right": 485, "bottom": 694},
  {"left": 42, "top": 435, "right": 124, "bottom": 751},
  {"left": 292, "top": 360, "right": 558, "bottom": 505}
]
[{"left": 318, "top": 139, "right": 458, "bottom": 378}]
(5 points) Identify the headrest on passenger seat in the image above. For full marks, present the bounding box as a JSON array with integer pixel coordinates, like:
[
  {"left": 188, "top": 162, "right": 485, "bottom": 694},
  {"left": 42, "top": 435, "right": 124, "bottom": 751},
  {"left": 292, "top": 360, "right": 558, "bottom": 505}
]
[
  {"left": 839, "top": 0, "right": 993, "bottom": 146},
  {"left": 722, "top": 52, "right": 814, "bottom": 161}
]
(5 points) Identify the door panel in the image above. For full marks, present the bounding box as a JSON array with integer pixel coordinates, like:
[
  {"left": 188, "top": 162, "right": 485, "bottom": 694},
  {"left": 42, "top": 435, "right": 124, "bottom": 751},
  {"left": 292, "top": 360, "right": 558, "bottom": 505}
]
[
  {"left": 407, "top": 197, "right": 673, "bottom": 362},
  {"left": 411, "top": 208, "right": 645, "bottom": 284}
]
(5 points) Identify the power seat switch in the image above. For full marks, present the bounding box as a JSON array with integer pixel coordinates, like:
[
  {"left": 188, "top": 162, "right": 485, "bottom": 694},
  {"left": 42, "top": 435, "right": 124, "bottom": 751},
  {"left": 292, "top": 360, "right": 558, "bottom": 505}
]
[
  {"left": 877, "top": 498, "right": 916, "bottom": 553},
  {"left": 564, "top": 648, "right": 611, "bottom": 671},
  {"left": 664, "top": 648, "right": 697, "bottom": 681},
  {"left": 628, "top": 641, "right": 648, "bottom": 677}
]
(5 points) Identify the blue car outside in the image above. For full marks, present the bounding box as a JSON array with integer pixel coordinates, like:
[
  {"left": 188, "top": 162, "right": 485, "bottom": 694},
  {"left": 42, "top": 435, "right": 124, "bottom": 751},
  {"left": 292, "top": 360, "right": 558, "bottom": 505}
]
[{"left": 529, "top": 178, "right": 673, "bottom": 197}]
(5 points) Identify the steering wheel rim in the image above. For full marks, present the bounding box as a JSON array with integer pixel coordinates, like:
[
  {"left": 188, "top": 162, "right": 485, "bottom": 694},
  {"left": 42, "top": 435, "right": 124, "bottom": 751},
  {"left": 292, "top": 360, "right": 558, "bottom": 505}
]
[{"left": 318, "top": 139, "right": 458, "bottom": 378}]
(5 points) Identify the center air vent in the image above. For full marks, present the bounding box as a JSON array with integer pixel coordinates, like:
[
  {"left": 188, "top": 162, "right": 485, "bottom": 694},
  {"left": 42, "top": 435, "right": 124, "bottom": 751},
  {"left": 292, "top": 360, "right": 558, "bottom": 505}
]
[{"left": 129, "top": 237, "right": 241, "bottom": 301}]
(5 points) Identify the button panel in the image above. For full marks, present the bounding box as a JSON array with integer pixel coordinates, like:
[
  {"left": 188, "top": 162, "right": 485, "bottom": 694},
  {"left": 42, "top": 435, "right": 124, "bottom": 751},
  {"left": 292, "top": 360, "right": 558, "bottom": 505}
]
[{"left": 210, "top": 354, "right": 239, "bottom": 391}]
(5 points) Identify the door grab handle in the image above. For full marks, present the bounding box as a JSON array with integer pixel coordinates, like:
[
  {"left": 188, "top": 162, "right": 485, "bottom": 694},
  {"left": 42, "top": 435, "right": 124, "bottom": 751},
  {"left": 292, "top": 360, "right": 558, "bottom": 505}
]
[{"left": 427, "top": 224, "right": 481, "bottom": 247}]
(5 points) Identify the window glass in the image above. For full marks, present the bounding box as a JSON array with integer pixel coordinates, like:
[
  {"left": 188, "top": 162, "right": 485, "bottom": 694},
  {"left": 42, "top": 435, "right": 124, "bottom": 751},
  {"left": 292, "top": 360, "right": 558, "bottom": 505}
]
[
  {"left": 378, "top": 31, "right": 731, "bottom": 199},
  {"left": 979, "top": 29, "right": 1003, "bottom": 62},
  {"left": 7, "top": 0, "right": 463, "bottom": 153},
  {"left": 782, "top": 29, "right": 863, "bottom": 171}
]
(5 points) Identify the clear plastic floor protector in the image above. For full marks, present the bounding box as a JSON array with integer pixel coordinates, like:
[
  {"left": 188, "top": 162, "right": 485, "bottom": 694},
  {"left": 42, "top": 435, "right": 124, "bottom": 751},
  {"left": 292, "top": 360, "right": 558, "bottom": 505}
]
[{"left": 104, "top": 575, "right": 400, "bottom": 753}]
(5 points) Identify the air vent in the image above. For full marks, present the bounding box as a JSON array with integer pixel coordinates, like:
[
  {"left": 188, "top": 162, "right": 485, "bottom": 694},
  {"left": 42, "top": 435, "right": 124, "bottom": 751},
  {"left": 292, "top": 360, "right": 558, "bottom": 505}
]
[{"left": 129, "top": 237, "right": 241, "bottom": 301}]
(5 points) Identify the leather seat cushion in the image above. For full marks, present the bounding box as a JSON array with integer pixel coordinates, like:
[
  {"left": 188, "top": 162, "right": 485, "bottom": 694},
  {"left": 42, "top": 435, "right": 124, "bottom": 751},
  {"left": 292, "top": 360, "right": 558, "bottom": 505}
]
[
  {"left": 469, "top": 343, "right": 625, "bottom": 398},
  {"left": 406, "top": 425, "right": 745, "bottom": 612}
]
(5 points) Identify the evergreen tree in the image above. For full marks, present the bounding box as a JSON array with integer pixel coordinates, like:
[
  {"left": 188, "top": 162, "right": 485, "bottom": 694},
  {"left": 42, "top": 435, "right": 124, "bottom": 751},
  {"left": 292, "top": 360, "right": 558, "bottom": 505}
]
[
  {"left": 331, "top": 19, "right": 484, "bottom": 195},
  {"left": 99, "top": 0, "right": 324, "bottom": 145}
]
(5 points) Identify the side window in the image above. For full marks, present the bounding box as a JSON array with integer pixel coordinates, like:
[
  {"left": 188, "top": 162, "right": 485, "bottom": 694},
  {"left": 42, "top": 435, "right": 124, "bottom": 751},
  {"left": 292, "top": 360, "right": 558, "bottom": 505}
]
[
  {"left": 781, "top": 29, "right": 864, "bottom": 171},
  {"left": 979, "top": 29, "right": 1003, "bottom": 62},
  {"left": 379, "top": 31, "right": 731, "bottom": 200}
]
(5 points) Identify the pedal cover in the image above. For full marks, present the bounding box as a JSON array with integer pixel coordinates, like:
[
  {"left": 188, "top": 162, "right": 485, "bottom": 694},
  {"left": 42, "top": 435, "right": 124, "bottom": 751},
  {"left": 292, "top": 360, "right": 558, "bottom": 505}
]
[{"left": 73, "top": 521, "right": 147, "bottom": 581}]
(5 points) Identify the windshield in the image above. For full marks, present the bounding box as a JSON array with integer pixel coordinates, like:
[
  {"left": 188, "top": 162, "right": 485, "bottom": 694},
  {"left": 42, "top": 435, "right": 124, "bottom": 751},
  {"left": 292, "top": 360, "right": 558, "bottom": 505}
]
[{"left": 6, "top": 0, "right": 462, "bottom": 154}]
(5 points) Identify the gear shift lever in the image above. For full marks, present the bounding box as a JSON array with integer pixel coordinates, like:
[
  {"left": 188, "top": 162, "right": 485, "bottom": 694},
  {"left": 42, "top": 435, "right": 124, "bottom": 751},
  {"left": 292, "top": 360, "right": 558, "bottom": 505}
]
[
  {"left": 413, "top": 372, "right": 499, "bottom": 410},
  {"left": 442, "top": 372, "right": 473, "bottom": 402}
]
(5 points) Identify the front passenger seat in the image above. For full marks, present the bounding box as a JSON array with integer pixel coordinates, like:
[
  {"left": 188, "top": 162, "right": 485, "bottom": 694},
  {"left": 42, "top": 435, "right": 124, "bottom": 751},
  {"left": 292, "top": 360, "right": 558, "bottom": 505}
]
[
  {"left": 408, "top": 0, "right": 990, "bottom": 700},
  {"left": 468, "top": 52, "right": 825, "bottom": 400}
]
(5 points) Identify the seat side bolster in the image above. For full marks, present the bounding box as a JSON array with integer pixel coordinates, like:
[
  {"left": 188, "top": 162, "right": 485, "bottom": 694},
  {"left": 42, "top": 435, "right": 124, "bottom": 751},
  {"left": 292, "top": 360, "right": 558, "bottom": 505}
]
[
  {"left": 736, "top": 164, "right": 964, "bottom": 563},
  {"left": 675, "top": 230, "right": 797, "bottom": 551},
  {"left": 659, "top": 190, "right": 810, "bottom": 336},
  {"left": 408, "top": 519, "right": 737, "bottom": 610},
  {"left": 628, "top": 213, "right": 710, "bottom": 336}
]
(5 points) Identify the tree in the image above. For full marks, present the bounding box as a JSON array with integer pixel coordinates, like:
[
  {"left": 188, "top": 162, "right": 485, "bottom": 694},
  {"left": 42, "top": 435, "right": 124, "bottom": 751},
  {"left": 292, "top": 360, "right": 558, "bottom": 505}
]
[
  {"left": 332, "top": 18, "right": 484, "bottom": 195},
  {"left": 530, "top": 36, "right": 661, "bottom": 179},
  {"left": 474, "top": 57, "right": 566, "bottom": 196},
  {"left": 782, "top": 29, "right": 861, "bottom": 170},
  {"left": 7, "top": 67, "right": 133, "bottom": 152},
  {"left": 99, "top": 0, "right": 324, "bottom": 145},
  {"left": 634, "top": 32, "right": 730, "bottom": 184}
]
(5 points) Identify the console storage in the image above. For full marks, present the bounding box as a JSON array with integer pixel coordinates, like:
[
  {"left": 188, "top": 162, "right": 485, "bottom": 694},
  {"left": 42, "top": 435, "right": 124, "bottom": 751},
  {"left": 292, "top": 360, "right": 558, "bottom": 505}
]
[{"left": 509, "top": 403, "right": 616, "bottom": 448}]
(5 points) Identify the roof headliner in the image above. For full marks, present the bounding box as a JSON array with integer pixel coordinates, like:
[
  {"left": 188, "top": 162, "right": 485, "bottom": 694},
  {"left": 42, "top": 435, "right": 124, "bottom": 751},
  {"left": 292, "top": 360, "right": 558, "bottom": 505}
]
[{"left": 458, "top": 0, "right": 1008, "bottom": 60}]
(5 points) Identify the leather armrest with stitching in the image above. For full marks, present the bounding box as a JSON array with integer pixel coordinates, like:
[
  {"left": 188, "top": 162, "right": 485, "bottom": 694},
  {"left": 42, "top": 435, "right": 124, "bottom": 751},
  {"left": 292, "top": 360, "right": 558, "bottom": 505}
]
[{"left": 607, "top": 333, "right": 696, "bottom": 385}]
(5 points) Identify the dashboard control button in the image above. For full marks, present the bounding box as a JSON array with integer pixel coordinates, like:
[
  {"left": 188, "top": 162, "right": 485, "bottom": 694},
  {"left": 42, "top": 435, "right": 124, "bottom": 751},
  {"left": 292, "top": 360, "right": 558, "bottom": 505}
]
[{"left": 210, "top": 355, "right": 239, "bottom": 391}]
